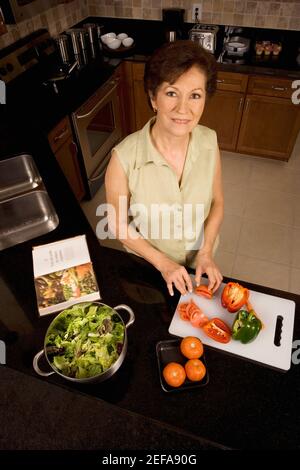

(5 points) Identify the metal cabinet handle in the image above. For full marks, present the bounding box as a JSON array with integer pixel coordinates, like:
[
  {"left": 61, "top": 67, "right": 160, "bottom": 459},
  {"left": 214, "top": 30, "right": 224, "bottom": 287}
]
[
  {"left": 272, "top": 85, "right": 287, "bottom": 91},
  {"left": 54, "top": 126, "right": 68, "bottom": 142},
  {"left": 216, "top": 79, "right": 225, "bottom": 83},
  {"left": 69, "top": 140, "right": 78, "bottom": 155},
  {"left": 245, "top": 99, "right": 249, "bottom": 112},
  {"left": 238, "top": 97, "right": 243, "bottom": 113}
]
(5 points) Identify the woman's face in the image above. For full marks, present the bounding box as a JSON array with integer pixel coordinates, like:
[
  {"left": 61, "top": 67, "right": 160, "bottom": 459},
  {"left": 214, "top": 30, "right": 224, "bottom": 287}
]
[{"left": 150, "top": 65, "right": 207, "bottom": 137}]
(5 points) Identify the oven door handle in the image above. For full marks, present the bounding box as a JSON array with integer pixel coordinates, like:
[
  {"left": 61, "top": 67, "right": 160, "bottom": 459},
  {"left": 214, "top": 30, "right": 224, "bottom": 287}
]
[
  {"left": 89, "top": 165, "right": 107, "bottom": 182},
  {"left": 89, "top": 151, "right": 113, "bottom": 182},
  {"left": 76, "top": 78, "right": 119, "bottom": 119}
]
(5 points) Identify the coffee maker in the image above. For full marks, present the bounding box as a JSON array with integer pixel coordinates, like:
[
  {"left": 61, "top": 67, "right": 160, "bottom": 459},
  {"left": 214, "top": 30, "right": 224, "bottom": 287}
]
[{"left": 162, "top": 8, "right": 185, "bottom": 42}]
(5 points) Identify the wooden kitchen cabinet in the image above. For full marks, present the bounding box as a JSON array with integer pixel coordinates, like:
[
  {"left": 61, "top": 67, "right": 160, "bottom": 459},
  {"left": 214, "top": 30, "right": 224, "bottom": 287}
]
[
  {"left": 48, "top": 117, "right": 85, "bottom": 201},
  {"left": 200, "top": 91, "right": 245, "bottom": 150},
  {"left": 126, "top": 63, "right": 300, "bottom": 160},
  {"left": 237, "top": 76, "right": 300, "bottom": 160},
  {"left": 131, "top": 61, "right": 154, "bottom": 130},
  {"left": 200, "top": 71, "right": 247, "bottom": 150}
]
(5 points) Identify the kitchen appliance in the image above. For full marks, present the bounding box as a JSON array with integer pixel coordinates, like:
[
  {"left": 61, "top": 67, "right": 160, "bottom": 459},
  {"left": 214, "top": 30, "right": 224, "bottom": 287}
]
[
  {"left": 0, "top": 0, "right": 57, "bottom": 23},
  {"left": 54, "top": 34, "right": 71, "bottom": 64},
  {"left": 66, "top": 28, "right": 89, "bottom": 56},
  {"left": 0, "top": 29, "right": 55, "bottom": 84},
  {"left": 166, "top": 31, "right": 176, "bottom": 42},
  {"left": 72, "top": 76, "right": 123, "bottom": 198},
  {"left": 162, "top": 8, "right": 185, "bottom": 41},
  {"left": 224, "top": 36, "right": 250, "bottom": 55},
  {"left": 83, "top": 23, "right": 97, "bottom": 48},
  {"left": 33, "top": 302, "right": 135, "bottom": 384},
  {"left": 189, "top": 24, "right": 219, "bottom": 53},
  {"left": 168, "top": 277, "right": 295, "bottom": 371}
]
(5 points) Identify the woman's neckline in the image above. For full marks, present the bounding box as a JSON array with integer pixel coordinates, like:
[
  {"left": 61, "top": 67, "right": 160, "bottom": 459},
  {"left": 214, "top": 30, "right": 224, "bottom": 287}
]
[{"left": 149, "top": 120, "right": 192, "bottom": 185}]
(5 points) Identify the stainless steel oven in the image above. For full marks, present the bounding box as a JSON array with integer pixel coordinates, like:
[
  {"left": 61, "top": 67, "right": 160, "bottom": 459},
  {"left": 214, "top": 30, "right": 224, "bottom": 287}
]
[{"left": 72, "top": 76, "right": 123, "bottom": 198}]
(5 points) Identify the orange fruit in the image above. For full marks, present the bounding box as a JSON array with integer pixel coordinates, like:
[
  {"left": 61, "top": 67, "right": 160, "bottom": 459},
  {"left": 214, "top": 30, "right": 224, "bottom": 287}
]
[
  {"left": 185, "top": 359, "right": 206, "bottom": 382},
  {"left": 162, "top": 362, "right": 186, "bottom": 388},
  {"left": 180, "top": 336, "right": 203, "bottom": 359}
]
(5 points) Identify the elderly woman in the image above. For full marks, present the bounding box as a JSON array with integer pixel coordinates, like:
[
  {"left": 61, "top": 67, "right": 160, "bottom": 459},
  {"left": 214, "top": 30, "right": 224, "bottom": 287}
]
[{"left": 105, "top": 40, "right": 224, "bottom": 297}]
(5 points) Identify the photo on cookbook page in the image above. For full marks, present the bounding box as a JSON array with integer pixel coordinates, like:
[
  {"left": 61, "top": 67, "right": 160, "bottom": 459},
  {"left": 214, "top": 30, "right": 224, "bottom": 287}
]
[
  {"left": 32, "top": 235, "right": 101, "bottom": 316},
  {"left": 34, "top": 262, "right": 99, "bottom": 309}
]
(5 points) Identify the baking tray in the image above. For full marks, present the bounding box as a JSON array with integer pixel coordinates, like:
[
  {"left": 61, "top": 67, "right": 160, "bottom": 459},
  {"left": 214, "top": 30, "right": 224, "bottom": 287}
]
[
  {"left": 0, "top": 154, "right": 42, "bottom": 201},
  {"left": 0, "top": 190, "right": 59, "bottom": 250},
  {"left": 156, "top": 339, "right": 209, "bottom": 392}
]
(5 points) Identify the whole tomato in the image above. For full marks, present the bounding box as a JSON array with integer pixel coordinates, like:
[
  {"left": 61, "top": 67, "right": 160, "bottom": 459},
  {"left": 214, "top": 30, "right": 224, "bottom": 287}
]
[
  {"left": 185, "top": 359, "right": 206, "bottom": 382},
  {"left": 180, "top": 336, "right": 203, "bottom": 359},
  {"left": 162, "top": 362, "right": 186, "bottom": 388}
]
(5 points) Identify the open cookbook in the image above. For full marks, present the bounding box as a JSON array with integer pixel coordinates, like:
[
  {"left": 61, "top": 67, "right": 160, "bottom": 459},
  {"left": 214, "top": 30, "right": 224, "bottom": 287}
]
[{"left": 32, "top": 235, "right": 101, "bottom": 316}]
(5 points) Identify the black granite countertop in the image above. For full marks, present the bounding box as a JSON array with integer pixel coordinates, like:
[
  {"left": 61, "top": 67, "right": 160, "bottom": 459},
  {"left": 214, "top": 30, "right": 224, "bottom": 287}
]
[
  {"left": 81, "top": 17, "right": 300, "bottom": 78},
  {"left": 1, "top": 111, "right": 300, "bottom": 452}
]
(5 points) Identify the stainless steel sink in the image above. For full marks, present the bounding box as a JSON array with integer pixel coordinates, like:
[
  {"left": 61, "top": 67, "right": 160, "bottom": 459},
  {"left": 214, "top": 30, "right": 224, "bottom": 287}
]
[
  {"left": 0, "top": 154, "right": 42, "bottom": 201},
  {"left": 0, "top": 190, "right": 59, "bottom": 250},
  {"left": 0, "top": 154, "right": 59, "bottom": 250}
]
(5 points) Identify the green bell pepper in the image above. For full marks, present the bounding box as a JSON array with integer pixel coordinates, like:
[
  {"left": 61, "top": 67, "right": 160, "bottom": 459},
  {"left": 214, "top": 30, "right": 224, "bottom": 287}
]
[{"left": 232, "top": 309, "right": 262, "bottom": 344}]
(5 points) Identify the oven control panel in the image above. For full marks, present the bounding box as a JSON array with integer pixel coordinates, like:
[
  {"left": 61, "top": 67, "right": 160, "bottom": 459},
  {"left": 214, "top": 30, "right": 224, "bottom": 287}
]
[{"left": 0, "top": 30, "right": 55, "bottom": 83}]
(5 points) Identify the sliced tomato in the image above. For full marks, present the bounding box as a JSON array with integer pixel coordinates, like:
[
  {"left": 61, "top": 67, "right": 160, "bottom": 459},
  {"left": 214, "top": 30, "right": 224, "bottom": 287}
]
[
  {"left": 178, "top": 302, "right": 190, "bottom": 321},
  {"left": 186, "top": 299, "right": 201, "bottom": 319},
  {"left": 190, "top": 309, "right": 209, "bottom": 328},
  {"left": 202, "top": 317, "right": 231, "bottom": 343},
  {"left": 194, "top": 284, "right": 213, "bottom": 299}
]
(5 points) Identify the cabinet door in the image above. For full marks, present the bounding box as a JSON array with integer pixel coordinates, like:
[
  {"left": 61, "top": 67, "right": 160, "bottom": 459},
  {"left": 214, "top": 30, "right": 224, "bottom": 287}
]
[
  {"left": 132, "top": 62, "right": 154, "bottom": 130},
  {"left": 133, "top": 78, "right": 154, "bottom": 130},
  {"left": 200, "top": 91, "right": 244, "bottom": 150},
  {"left": 55, "top": 138, "right": 85, "bottom": 201},
  {"left": 237, "top": 95, "right": 300, "bottom": 160}
]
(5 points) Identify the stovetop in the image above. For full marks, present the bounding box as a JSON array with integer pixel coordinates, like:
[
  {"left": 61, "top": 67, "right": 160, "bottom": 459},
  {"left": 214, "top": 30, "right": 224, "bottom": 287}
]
[{"left": 3, "top": 29, "right": 119, "bottom": 132}]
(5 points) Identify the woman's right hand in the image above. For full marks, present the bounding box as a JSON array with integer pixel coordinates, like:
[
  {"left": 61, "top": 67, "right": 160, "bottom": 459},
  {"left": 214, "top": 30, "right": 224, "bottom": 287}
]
[{"left": 159, "top": 257, "right": 193, "bottom": 296}]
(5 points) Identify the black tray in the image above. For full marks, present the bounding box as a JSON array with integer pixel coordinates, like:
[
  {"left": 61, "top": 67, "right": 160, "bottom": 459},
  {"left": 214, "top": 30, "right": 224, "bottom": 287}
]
[{"left": 156, "top": 339, "right": 209, "bottom": 392}]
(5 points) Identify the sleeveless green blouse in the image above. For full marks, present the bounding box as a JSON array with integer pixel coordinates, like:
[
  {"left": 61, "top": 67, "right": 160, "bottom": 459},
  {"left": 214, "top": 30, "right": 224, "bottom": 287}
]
[{"left": 113, "top": 118, "right": 219, "bottom": 268}]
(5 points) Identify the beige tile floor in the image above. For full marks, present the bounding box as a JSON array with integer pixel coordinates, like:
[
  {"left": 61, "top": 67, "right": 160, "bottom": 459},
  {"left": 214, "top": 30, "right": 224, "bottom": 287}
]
[{"left": 81, "top": 131, "right": 300, "bottom": 295}]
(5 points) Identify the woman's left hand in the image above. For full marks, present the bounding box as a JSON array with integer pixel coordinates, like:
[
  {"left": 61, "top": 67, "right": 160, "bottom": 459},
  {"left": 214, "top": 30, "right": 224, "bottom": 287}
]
[{"left": 195, "top": 252, "right": 223, "bottom": 293}]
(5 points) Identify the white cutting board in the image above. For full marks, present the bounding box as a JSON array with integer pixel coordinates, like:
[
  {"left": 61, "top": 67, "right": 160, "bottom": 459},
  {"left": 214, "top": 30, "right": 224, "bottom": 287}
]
[{"left": 168, "top": 276, "right": 295, "bottom": 371}]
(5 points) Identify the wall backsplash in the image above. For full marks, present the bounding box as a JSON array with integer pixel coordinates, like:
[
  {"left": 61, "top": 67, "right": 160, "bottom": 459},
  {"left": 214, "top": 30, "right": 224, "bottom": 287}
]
[
  {"left": 88, "top": 0, "right": 300, "bottom": 30},
  {"left": 0, "top": 0, "right": 299, "bottom": 51},
  {"left": 0, "top": 0, "right": 88, "bottom": 50}
]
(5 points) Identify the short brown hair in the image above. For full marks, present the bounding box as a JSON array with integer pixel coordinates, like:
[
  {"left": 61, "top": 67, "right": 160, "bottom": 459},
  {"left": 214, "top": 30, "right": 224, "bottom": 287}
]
[{"left": 144, "top": 40, "right": 217, "bottom": 98}]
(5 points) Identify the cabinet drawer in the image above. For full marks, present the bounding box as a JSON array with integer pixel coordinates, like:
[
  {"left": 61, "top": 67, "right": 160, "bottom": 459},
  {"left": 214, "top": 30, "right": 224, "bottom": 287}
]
[
  {"left": 247, "top": 76, "right": 294, "bottom": 99},
  {"left": 216, "top": 72, "right": 248, "bottom": 93},
  {"left": 48, "top": 117, "right": 72, "bottom": 154},
  {"left": 132, "top": 62, "right": 145, "bottom": 81}
]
